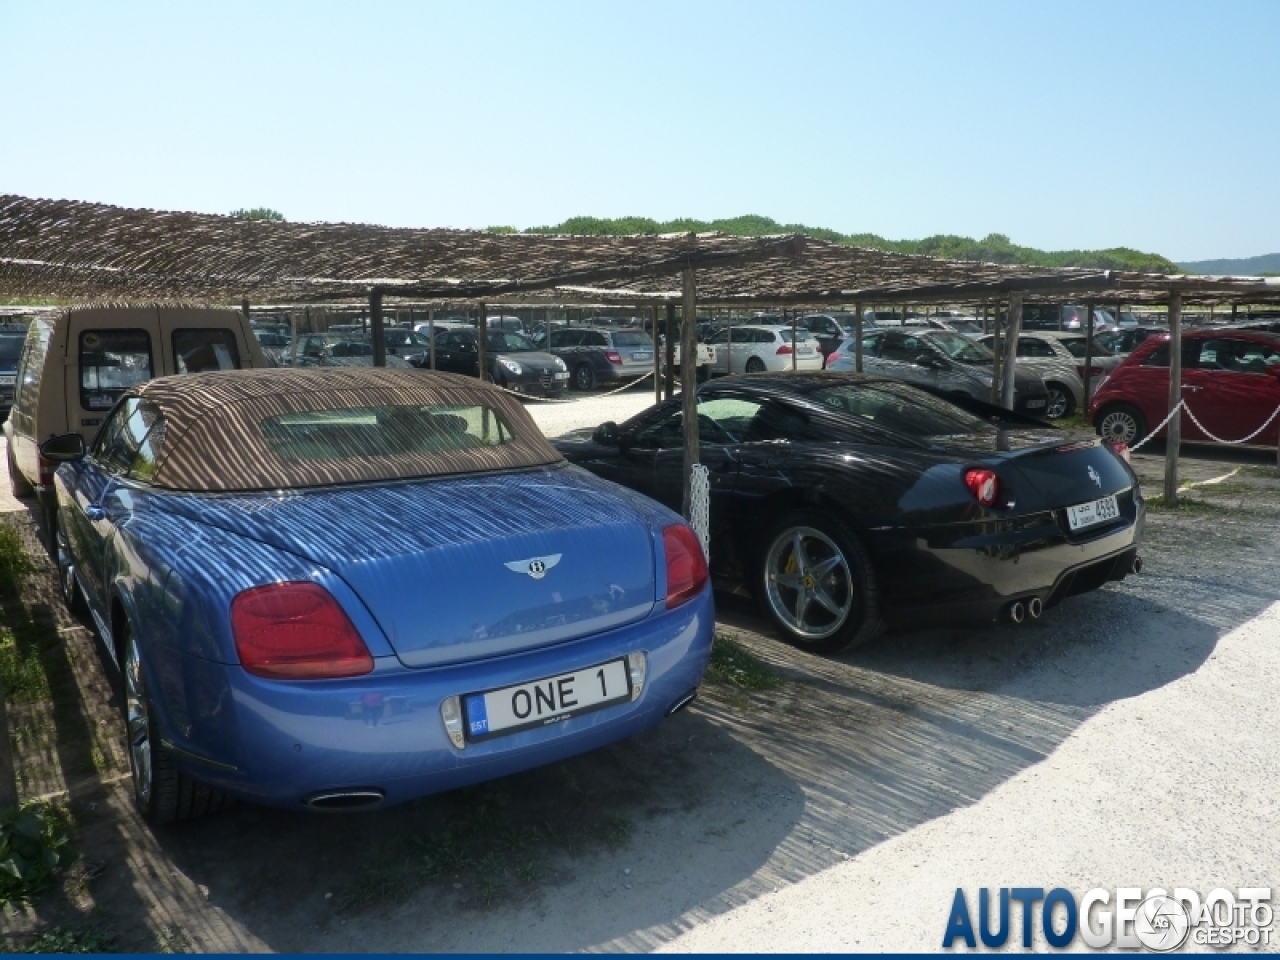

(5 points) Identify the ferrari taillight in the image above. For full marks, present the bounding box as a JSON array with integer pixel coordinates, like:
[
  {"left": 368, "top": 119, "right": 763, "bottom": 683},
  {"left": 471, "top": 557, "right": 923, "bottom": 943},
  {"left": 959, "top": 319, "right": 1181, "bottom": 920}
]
[
  {"left": 662, "top": 524, "right": 708, "bottom": 609},
  {"left": 964, "top": 469, "right": 1000, "bottom": 507},
  {"left": 231, "top": 582, "right": 373, "bottom": 680}
]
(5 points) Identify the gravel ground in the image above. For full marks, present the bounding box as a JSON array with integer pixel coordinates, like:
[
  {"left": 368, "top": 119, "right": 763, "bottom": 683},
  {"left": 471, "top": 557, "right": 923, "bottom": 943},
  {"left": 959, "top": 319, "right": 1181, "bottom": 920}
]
[
  {"left": 521, "top": 386, "right": 658, "bottom": 438},
  {"left": 3, "top": 431, "right": 1278, "bottom": 952}
]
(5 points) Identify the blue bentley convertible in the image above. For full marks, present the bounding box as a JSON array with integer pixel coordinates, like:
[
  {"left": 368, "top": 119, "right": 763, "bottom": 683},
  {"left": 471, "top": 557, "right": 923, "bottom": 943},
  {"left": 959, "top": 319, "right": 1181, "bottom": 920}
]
[{"left": 42, "top": 368, "right": 712, "bottom": 823}]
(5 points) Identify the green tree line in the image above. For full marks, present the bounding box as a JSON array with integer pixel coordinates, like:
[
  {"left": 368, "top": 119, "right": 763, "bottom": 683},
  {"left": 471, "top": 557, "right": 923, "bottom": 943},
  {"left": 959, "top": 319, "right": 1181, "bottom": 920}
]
[{"left": 508, "top": 214, "right": 1181, "bottom": 273}]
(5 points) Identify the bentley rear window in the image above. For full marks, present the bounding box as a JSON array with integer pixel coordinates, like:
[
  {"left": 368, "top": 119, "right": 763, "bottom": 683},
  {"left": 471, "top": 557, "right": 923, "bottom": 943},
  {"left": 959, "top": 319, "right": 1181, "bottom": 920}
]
[{"left": 261, "top": 404, "right": 517, "bottom": 462}]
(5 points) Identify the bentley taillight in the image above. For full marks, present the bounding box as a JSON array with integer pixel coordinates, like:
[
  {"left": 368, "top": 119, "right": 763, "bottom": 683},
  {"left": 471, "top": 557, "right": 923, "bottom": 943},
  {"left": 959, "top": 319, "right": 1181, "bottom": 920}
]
[
  {"left": 662, "top": 524, "right": 708, "bottom": 609},
  {"left": 231, "top": 582, "right": 373, "bottom": 679}
]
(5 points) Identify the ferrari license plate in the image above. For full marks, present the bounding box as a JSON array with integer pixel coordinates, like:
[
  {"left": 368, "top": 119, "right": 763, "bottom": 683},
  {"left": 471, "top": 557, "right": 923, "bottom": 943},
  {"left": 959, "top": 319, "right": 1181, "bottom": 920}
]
[
  {"left": 463, "top": 659, "right": 631, "bottom": 741},
  {"left": 1066, "top": 494, "right": 1119, "bottom": 531}
]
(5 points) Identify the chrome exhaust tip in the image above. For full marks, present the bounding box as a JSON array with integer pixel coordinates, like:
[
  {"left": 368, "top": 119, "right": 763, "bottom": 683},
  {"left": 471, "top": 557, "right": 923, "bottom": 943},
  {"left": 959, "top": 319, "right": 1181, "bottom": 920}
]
[
  {"left": 1027, "top": 596, "right": 1044, "bottom": 620},
  {"left": 303, "top": 789, "right": 385, "bottom": 811},
  {"left": 1131, "top": 555, "right": 1143, "bottom": 575},
  {"left": 665, "top": 688, "right": 698, "bottom": 717},
  {"left": 1008, "top": 600, "right": 1026, "bottom": 624}
]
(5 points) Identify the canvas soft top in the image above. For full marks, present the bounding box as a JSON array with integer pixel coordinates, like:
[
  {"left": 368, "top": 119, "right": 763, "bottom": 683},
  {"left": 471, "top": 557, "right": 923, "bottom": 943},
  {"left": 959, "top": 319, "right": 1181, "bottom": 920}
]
[{"left": 126, "top": 367, "right": 563, "bottom": 492}]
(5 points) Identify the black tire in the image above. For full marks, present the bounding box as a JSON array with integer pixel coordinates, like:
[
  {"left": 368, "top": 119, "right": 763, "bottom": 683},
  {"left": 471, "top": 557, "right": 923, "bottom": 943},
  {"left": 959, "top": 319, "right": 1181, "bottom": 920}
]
[
  {"left": 755, "top": 509, "right": 881, "bottom": 655},
  {"left": 54, "top": 514, "right": 86, "bottom": 617},
  {"left": 120, "top": 624, "right": 228, "bottom": 825},
  {"left": 745, "top": 356, "right": 766, "bottom": 374},
  {"left": 7, "top": 443, "right": 32, "bottom": 498},
  {"left": 573, "top": 363, "right": 596, "bottom": 391},
  {"left": 1044, "top": 383, "right": 1076, "bottom": 419},
  {"left": 1096, "top": 402, "right": 1147, "bottom": 447}
]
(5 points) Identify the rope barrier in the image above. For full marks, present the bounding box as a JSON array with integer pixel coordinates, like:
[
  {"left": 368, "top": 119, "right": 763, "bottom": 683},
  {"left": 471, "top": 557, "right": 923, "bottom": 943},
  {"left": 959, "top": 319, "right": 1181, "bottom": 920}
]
[
  {"left": 689, "top": 463, "right": 711, "bottom": 562},
  {"left": 1126, "top": 398, "right": 1280, "bottom": 451}
]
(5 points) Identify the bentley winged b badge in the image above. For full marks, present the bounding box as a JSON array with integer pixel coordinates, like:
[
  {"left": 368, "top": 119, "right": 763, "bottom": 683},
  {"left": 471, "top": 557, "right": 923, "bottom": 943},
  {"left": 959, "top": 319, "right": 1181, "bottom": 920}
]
[{"left": 504, "top": 554, "right": 562, "bottom": 580}]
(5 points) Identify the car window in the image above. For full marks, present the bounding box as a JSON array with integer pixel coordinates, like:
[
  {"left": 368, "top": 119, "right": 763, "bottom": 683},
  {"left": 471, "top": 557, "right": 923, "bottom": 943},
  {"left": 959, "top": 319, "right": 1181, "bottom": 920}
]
[
  {"left": 80, "top": 329, "right": 154, "bottom": 411},
  {"left": 860, "top": 334, "right": 881, "bottom": 357},
  {"left": 706, "top": 329, "right": 729, "bottom": 345},
  {"left": 1198, "top": 338, "right": 1280, "bottom": 373},
  {"left": 1017, "top": 338, "right": 1057, "bottom": 358},
  {"left": 173, "top": 329, "right": 242, "bottom": 374},
  {"left": 926, "top": 332, "right": 991, "bottom": 362},
  {"left": 261, "top": 403, "right": 517, "bottom": 461},
  {"left": 1142, "top": 341, "right": 1201, "bottom": 368},
  {"left": 879, "top": 332, "right": 924, "bottom": 363},
  {"left": 91, "top": 397, "right": 164, "bottom": 477},
  {"left": 1058, "top": 337, "right": 1114, "bottom": 359},
  {"left": 812, "top": 382, "right": 993, "bottom": 438},
  {"left": 486, "top": 331, "right": 536, "bottom": 352},
  {"left": 612, "top": 332, "right": 651, "bottom": 347},
  {"left": 583, "top": 331, "right": 609, "bottom": 347},
  {"left": 0, "top": 335, "right": 24, "bottom": 365},
  {"left": 550, "top": 330, "right": 581, "bottom": 348}
]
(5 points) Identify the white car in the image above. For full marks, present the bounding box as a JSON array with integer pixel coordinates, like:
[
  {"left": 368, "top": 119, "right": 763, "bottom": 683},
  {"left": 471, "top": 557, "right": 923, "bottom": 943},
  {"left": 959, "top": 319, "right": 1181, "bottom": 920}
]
[{"left": 704, "top": 325, "right": 825, "bottom": 375}]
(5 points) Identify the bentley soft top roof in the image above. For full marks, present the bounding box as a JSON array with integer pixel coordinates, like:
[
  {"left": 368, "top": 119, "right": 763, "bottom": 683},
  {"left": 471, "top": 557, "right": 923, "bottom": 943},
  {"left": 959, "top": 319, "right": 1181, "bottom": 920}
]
[{"left": 127, "top": 368, "right": 563, "bottom": 492}]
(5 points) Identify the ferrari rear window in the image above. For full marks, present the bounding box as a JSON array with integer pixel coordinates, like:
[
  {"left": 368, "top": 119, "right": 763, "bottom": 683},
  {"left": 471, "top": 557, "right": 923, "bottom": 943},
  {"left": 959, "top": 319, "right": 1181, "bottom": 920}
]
[
  {"left": 812, "top": 382, "right": 992, "bottom": 438},
  {"left": 261, "top": 403, "right": 516, "bottom": 462}
]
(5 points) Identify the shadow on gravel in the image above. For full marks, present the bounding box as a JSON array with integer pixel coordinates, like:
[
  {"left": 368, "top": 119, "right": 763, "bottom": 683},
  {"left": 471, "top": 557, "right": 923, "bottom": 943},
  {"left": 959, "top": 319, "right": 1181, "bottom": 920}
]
[{"left": 11, "top": 463, "right": 1280, "bottom": 952}]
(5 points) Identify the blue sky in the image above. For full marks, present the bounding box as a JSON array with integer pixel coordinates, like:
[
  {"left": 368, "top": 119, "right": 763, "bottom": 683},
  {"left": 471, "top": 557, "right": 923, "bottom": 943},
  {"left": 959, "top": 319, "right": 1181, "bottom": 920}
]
[{"left": 1, "top": 0, "right": 1276, "bottom": 260}]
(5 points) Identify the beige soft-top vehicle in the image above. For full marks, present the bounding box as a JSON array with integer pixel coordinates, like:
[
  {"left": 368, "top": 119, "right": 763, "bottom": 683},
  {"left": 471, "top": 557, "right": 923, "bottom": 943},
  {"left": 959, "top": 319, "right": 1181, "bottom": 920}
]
[{"left": 5, "top": 305, "right": 269, "bottom": 529}]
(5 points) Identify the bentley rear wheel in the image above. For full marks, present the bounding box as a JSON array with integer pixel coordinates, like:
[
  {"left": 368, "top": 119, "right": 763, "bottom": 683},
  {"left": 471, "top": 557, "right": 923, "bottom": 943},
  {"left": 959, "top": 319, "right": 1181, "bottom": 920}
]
[
  {"left": 757, "top": 510, "right": 881, "bottom": 654},
  {"left": 121, "top": 625, "right": 228, "bottom": 824}
]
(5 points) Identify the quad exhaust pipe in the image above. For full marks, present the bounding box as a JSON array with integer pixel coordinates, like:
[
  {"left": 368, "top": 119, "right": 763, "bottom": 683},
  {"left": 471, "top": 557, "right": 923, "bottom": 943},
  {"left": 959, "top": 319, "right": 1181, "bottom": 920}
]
[{"left": 1006, "top": 596, "right": 1044, "bottom": 624}]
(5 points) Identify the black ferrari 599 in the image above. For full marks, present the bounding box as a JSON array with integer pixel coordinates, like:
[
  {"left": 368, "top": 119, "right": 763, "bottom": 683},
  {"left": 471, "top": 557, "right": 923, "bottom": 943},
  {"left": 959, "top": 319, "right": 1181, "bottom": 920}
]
[{"left": 553, "top": 372, "right": 1144, "bottom": 653}]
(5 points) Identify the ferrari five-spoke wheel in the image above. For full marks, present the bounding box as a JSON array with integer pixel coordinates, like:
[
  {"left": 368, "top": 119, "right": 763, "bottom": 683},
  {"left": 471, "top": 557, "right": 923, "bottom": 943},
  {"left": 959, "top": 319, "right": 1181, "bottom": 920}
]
[
  {"left": 758, "top": 510, "right": 881, "bottom": 654},
  {"left": 745, "top": 357, "right": 765, "bottom": 374},
  {"left": 574, "top": 363, "right": 596, "bottom": 391},
  {"left": 1097, "top": 403, "right": 1146, "bottom": 446},
  {"left": 1044, "top": 384, "right": 1075, "bottom": 419},
  {"left": 55, "top": 517, "right": 85, "bottom": 615},
  {"left": 121, "top": 626, "right": 228, "bottom": 825}
]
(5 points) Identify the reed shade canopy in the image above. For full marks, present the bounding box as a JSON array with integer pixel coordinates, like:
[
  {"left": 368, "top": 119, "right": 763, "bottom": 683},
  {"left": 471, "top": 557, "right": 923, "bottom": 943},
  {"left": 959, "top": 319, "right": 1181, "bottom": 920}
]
[
  {"left": 490, "top": 239, "right": 1280, "bottom": 308},
  {"left": 0, "top": 195, "right": 805, "bottom": 304}
]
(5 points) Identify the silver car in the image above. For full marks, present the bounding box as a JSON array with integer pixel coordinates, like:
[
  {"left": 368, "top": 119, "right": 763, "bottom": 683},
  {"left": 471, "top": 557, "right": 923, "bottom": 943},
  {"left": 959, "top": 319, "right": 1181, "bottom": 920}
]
[
  {"left": 558, "top": 326, "right": 656, "bottom": 378},
  {"left": 979, "top": 331, "right": 1122, "bottom": 409},
  {"left": 827, "top": 328, "right": 1051, "bottom": 416},
  {"left": 974, "top": 332, "right": 1085, "bottom": 419}
]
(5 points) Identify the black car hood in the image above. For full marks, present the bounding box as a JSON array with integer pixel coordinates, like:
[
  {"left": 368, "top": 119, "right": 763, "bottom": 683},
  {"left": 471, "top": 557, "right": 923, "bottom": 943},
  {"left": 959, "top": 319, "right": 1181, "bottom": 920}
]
[{"left": 502, "top": 351, "right": 562, "bottom": 373}]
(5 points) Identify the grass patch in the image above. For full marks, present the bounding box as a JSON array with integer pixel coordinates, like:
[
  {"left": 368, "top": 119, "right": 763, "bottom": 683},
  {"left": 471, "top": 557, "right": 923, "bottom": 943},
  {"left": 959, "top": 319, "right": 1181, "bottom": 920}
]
[
  {"left": 1054, "top": 411, "right": 1091, "bottom": 431},
  {"left": 706, "top": 634, "right": 782, "bottom": 691},
  {"left": 0, "top": 801, "right": 75, "bottom": 908},
  {"left": 1144, "top": 494, "right": 1238, "bottom": 514},
  {"left": 23, "top": 926, "right": 115, "bottom": 954},
  {"left": 0, "top": 525, "right": 36, "bottom": 599}
]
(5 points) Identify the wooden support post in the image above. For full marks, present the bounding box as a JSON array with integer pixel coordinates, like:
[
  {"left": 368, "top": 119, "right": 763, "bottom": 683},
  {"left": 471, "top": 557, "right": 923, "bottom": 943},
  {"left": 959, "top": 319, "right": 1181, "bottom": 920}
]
[
  {"left": 681, "top": 266, "right": 699, "bottom": 519},
  {"left": 241, "top": 296, "right": 250, "bottom": 321},
  {"left": 1001, "top": 294, "right": 1023, "bottom": 410},
  {"left": 726, "top": 312, "right": 734, "bottom": 375},
  {"left": 370, "top": 290, "right": 386, "bottom": 367},
  {"left": 790, "top": 309, "right": 797, "bottom": 371},
  {"left": 1084, "top": 299, "right": 1096, "bottom": 414},
  {"left": 982, "top": 302, "right": 989, "bottom": 335},
  {"left": 854, "top": 300, "right": 864, "bottom": 372},
  {"left": 664, "top": 303, "right": 677, "bottom": 399},
  {"left": 1164, "top": 292, "right": 1183, "bottom": 504},
  {"left": 477, "top": 303, "right": 488, "bottom": 382},
  {"left": 991, "top": 304, "right": 1001, "bottom": 403},
  {"left": 650, "top": 304, "right": 660, "bottom": 401},
  {"left": 1232, "top": 303, "right": 1238, "bottom": 322},
  {"left": 428, "top": 307, "right": 436, "bottom": 370},
  {"left": 290, "top": 309, "right": 301, "bottom": 366}
]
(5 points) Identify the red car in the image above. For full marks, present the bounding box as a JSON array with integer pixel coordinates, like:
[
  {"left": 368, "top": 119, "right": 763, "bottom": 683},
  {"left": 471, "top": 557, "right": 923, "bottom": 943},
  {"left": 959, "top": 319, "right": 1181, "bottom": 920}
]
[{"left": 1091, "top": 329, "right": 1280, "bottom": 447}]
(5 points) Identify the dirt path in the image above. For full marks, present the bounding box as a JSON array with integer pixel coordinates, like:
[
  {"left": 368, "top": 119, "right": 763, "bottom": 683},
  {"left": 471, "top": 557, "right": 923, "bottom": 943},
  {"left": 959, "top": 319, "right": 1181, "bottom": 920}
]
[{"left": 2, "top": 440, "right": 1278, "bottom": 952}]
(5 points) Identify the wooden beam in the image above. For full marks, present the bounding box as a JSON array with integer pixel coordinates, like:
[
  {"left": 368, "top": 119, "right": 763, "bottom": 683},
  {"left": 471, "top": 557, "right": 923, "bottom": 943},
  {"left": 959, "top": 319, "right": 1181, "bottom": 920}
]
[
  {"left": 370, "top": 290, "right": 386, "bottom": 367},
  {"left": 1164, "top": 292, "right": 1183, "bottom": 504},
  {"left": 991, "top": 301, "right": 1002, "bottom": 404},
  {"left": 1001, "top": 294, "right": 1023, "bottom": 409},
  {"left": 477, "top": 302, "right": 488, "bottom": 382},
  {"left": 681, "top": 266, "right": 699, "bottom": 519}
]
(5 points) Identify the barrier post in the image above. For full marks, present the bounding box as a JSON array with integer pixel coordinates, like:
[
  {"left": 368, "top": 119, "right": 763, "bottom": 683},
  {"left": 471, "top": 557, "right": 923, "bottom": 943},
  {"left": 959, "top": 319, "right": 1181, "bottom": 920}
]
[{"left": 1164, "top": 291, "right": 1182, "bottom": 504}]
